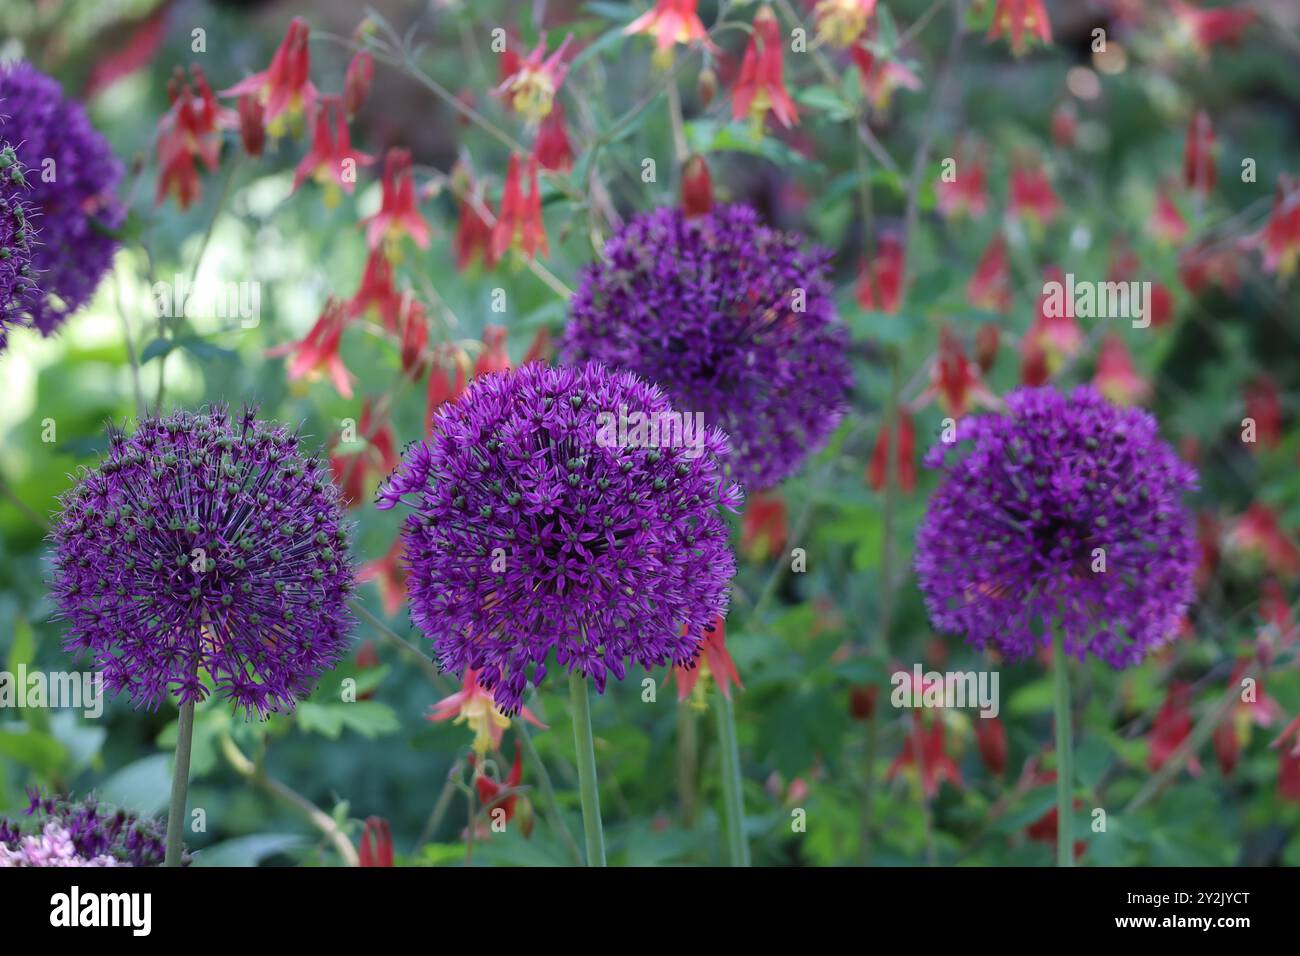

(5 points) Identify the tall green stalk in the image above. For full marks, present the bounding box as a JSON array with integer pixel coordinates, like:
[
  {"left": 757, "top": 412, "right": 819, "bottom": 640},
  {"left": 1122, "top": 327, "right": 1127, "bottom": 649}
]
[
  {"left": 715, "top": 691, "right": 750, "bottom": 866},
  {"left": 1052, "top": 628, "right": 1074, "bottom": 867},
  {"left": 164, "top": 697, "right": 195, "bottom": 866},
  {"left": 569, "top": 672, "right": 606, "bottom": 866}
]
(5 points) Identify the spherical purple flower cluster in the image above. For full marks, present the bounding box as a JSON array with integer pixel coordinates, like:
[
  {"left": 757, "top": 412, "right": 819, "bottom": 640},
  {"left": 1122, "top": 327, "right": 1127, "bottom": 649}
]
[
  {"left": 560, "top": 204, "right": 852, "bottom": 491},
  {"left": 915, "top": 386, "right": 1198, "bottom": 668},
  {"left": 377, "top": 362, "right": 742, "bottom": 714},
  {"left": 0, "top": 62, "right": 123, "bottom": 337},
  {"left": 0, "top": 791, "right": 173, "bottom": 867},
  {"left": 52, "top": 406, "right": 356, "bottom": 717},
  {"left": 0, "top": 142, "right": 38, "bottom": 345}
]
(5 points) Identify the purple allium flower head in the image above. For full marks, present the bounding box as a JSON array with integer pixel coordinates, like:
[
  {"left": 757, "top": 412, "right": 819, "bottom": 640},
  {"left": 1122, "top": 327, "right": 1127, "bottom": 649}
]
[
  {"left": 0, "top": 141, "right": 39, "bottom": 345},
  {"left": 51, "top": 406, "right": 356, "bottom": 717},
  {"left": 0, "top": 62, "right": 123, "bottom": 336},
  {"left": 377, "top": 362, "right": 742, "bottom": 714},
  {"left": 915, "top": 386, "right": 1198, "bottom": 668},
  {"left": 0, "top": 791, "right": 173, "bottom": 867},
  {"left": 560, "top": 204, "right": 852, "bottom": 491}
]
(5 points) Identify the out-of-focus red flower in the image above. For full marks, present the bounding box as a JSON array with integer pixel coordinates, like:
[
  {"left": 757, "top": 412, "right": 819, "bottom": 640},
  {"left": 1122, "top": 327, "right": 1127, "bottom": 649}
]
[
  {"left": 497, "top": 33, "right": 573, "bottom": 124},
  {"left": 1178, "top": 242, "right": 1241, "bottom": 295},
  {"left": 492, "top": 154, "right": 548, "bottom": 261},
  {"left": 974, "top": 322, "right": 1000, "bottom": 373},
  {"left": 1148, "top": 282, "right": 1174, "bottom": 328},
  {"left": 523, "top": 327, "right": 553, "bottom": 365},
  {"left": 814, "top": 0, "right": 877, "bottom": 49},
  {"left": 1150, "top": 186, "right": 1189, "bottom": 244},
  {"left": 221, "top": 17, "right": 317, "bottom": 136},
  {"left": 237, "top": 93, "right": 265, "bottom": 158},
  {"left": 975, "top": 715, "right": 1007, "bottom": 776},
  {"left": 291, "top": 95, "right": 373, "bottom": 199},
  {"left": 358, "top": 817, "right": 393, "bottom": 867},
  {"left": 1228, "top": 504, "right": 1300, "bottom": 578},
  {"left": 1021, "top": 266, "right": 1082, "bottom": 381},
  {"left": 1171, "top": 1, "right": 1256, "bottom": 56},
  {"left": 988, "top": 0, "right": 1052, "bottom": 56},
  {"left": 396, "top": 295, "right": 430, "bottom": 381},
  {"left": 1259, "top": 578, "right": 1298, "bottom": 659},
  {"left": 732, "top": 5, "right": 798, "bottom": 130},
  {"left": 681, "top": 154, "right": 713, "bottom": 217},
  {"left": 849, "top": 684, "right": 879, "bottom": 721},
  {"left": 1244, "top": 375, "right": 1282, "bottom": 450},
  {"left": 1245, "top": 174, "right": 1300, "bottom": 278},
  {"left": 1024, "top": 766, "right": 1086, "bottom": 859},
  {"left": 850, "top": 47, "right": 922, "bottom": 112},
  {"left": 867, "top": 411, "right": 916, "bottom": 493},
  {"left": 472, "top": 744, "right": 532, "bottom": 835},
  {"left": 967, "top": 235, "right": 1012, "bottom": 312},
  {"left": 1009, "top": 161, "right": 1060, "bottom": 228},
  {"left": 363, "top": 148, "right": 431, "bottom": 253},
  {"left": 427, "top": 352, "right": 468, "bottom": 432},
  {"left": 1093, "top": 334, "right": 1148, "bottom": 406},
  {"left": 453, "top": 171, "right": 497, "bottom": 272},
  {"left": 85, "top": 5, "right": 170, "bottom": 98},
  {"left": 625, "top": 0, "right": 713, "bottom": 64},
  {"left": 343, "top": 49, "right": 374, "bottom": 116},
  {"left": 671, "top": 617, "right": 743, "bottom": 705},
  {"left": 1195, "top": 511, "right": 1220, "bottom": 591},
  {"left": 887, "top": 717, "right": 963, "bottom": 798},
  {"left": 936, "top": 139, "right": 988, "bottom": 220},
  {"left": 1183, "top": 110, "right": 1216, "bottom": 198},
  {"left": 267, "top": 298, "right": 354, "bottom": 398},
  {"left": 358, "top": 539, "right": 408, "bottom": 618},
  {"left": 697, "top": 66, "right": 718, "bottom": 106},
  {"left": 348, "top": 247, "right": 401, "bottom": 330},
  {"left": 741, "top": 491, "right": 787, "bottom": 561},
  {"left": 1270, "top": 715, "right": 1300, "bottom": 802},
  {"left": 475, "top": 326, "right": 511, "bottom": 378},
  {"left": 1051, "top": 102, "right": 1077, "bottom": 148},
  {"left": 856, "top": 235, "right": 905, "bottom": 314},
  {"left": 1214, "top": 659, "right": 1281, "bottom": 776},
  {"left": 916, "top": 327, "right": 996, "bottom": 418},
  {"left": 429, "top": 668, "right": 547, "bottom": 757},
  {"left": 329, "top": 398, "right": 398, "bottom": 507},
  {"left": 534, "top": 102, "right": 574, "bottom": 173},
  {"left": 156, "top": 65, "right": 235, "bottom": 210},
  {"left": 1148, "top": 682, "right": 1201, "bottom": 776}
]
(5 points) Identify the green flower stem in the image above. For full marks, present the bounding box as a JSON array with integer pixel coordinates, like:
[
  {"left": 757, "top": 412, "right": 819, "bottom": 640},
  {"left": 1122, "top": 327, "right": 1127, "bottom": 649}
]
[
  {"left": 568, "top": 672, "right": 606, "bottom": 866},
  {"left": 1053, "top": 628, "right": 1074, "bottom": 867},
  {"left": 164, "top": 697, "right": 195, "bottom": 866},
  {"left": 715, "top": 690, "right": 751, "bottom": 866}
]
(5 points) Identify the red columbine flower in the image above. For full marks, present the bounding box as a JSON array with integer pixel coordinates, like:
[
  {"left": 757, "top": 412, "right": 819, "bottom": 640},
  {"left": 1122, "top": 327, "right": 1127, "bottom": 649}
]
[
  {"left": 851, "top": 47, "right": 922, "bottom": 112},
  {"left": 975, "top": 322, "right": 1000, "bottom": 372},
  {"left": 427, "top": 351, "right": 468, "bottom": 432},
  {"left": 237, "top": 93, "right": 265, "bottom": 158},
  {"left": 1246, "top": 174, "right": 1300, "bottom": 278},
  {"left": 1244, "top": 375, "right": 1282, "bottom": 450},
  {"left": 267, "top": 298, "right": 354, "bottom": 398},
  {"left": 967, "top": 235, "right": 1012, "bottom": 312},
  {"left": 358, "top": 817, "right": 393, "bottom": 867},
  {"left": 428, "top": 668, "right": 546, "bottom": 757},
  {"left": 1183, "top": 110, "right": 1216, "bottom": 198},
  {"left": 916, "top": 327, "right": 996, "bottom": 419},
  {"left": 1024, "top": 765, "right": 1086, "bottom": 859},
  {"left": 329, "top": 398, "right": 398, "bottom": 507},
  {"left": 625, "top": 0, "right": 713, "bottom": 66},
  {"left": 1148, "top": 682, "right": 1201, "bottom": 776},
  {"left": 975, "top": 715, "right": 1007, "bottom": 776},
  {"left": 1258, "top": 579, "right": 1297, "bottom": 662},
  {"left": 1093, "top": 334, "right": 1148, "bottom": 406},
  {"left": 867, "top": 411, "right": 916, "bottom": 493},
  {"left": 348, "top": 248, "right": 401, "bottom": 330},
  {"left": 397, "top": 295, "right": 429, "bottom": 381},
  {"left": 523, "top": 327, "right": 553, "bottom": 365},
  {"left": 292, "top": 95, "right": 373, "bottom": 201},
  {"left": 358, "top": 538, "right": 408, "bottom": 617},
  {"left": 1021, "top": 267, "right": 1082, "bottom": 381},
  {"left": 1051, "top": 102, "right": 1077, "bottom": 148},
  {"left": 887, "top": 716, "right": 962, "bottom": 798},
  {"left": 671, "top": 617, "right": 742, "bottom": 707},
  {"left": 156, "top": 65, "right": 236, "bottom": 210},
  {"left": 741, "top": 491, "right": 787, "bottom": 561},
  {"left": 1178, "top": 242, "right": 1241, "bottom": 295},
  {"left": 1229, "top": 504, "right": 1300, "bottom": 578},
  {"left": 856, "top": 235, "right": 905, "bottom": 314},
  {"left": 475, "top": 326, "right": 511, "bottom": 378},
  {"left": 363, "top": 148, "right": 432, "bottom": 254},
  {"left": 472, "top": 744, "right": 532, "bottom": 834},
  {"left": 988, "top": 0, "right": 1052, "bottom": 56},
  {"left": 1009, "top": 161, "right": 1060, "bottom": 228},
  {"left": 681, "top": 154, "right": 713, "bottom": 217},
  {"left": 453, "top": 166, "right": 497, "bottom": 271},
  {"left": 1270, "top": 715, "right": 1300, "bottom": 802},
  {"left": 498, "top": 33, "right": 573, "bottom": 124},
  {"left": 936, "top": 140, "right": 989, "bottom": 220},
  {"left": 1171, "top": 1, "right": 1256, "bottom": 57},
  {"left": 1150, "top": 186, "right": 1189, "bottom": 244},
  {"left": 814, "top": 0, "right": 877, "bottom": 49},
  {"left": 1214, "top": 659, "right": 1281, "bottom": 775},
  {"left": 534, "top": 102, "right": 574, "bottom": 173},
  {"left": 221, "top": 16, "right": 317, "bottom": 136},
  {"left": 732, "top": 5, "right": 799, "bottom": 131},
  {"left": 343, "top": 49, "right": 374, "bottom": 116},
  {"left": 492, "top": 155, "right": 548, "bottom": 261}
]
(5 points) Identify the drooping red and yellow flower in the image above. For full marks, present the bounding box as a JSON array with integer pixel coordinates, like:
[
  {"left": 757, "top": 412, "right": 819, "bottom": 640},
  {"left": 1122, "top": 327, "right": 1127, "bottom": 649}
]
[
  {"left": 856, "top": 235, "right": 905, "bottom": 314},
  {"left": 1093, "top": 334, "right": 1148, "bottom": 406},
  {"left": 1021, "top": 267, "right": 1082, "bottom": 382},
  {"left": 358, "top": 817, "right": 393, "bottom": 867},
  {"left": 741, "top": 491, "right": 787, "bottom": 561},
  {"left": 670, "top": 617, "right": 742, "bottom": 709},
  {"left": 1244, "top": 375, "right": 1282, "bottom": 450},
  {"left": 497, "top": 33, "right": 573, "bottom": 124},
  {"left": 1148, "top": 682, "right": 1202, "bottom": 776},
  {"left": 681, "top": 153, "right": 714, "bottom": 217},
  {"left": 936, "top": 140, "right": 989, "bottom": 220},
  {"left": 1270, "top": 715, "right": 1300, "bottom": 803},
  {"left": 967, "top": 235, "right": 1012, "bottom": 312},
  {"left": 1214, "top": 660, "right": 1281, "bottom": 776},
  {"left": 1009, "top": 161, "right": 1061, "bottom": 228},
  {"left": 1245, "top": 174, "right": 1300, "bottom": 278},
  {"left": 534, "top": 101, "right": 574, "bottom": 173},
  {"left": 975, "top": 715, "right": 1007, "bottom": 776},
  {"left": 363, "top": 147, "right": 432, "bottom": 254},
  {"left": 343, "top": 49, "right": 374, "bottom": 116},
  {"left": 267, "top": 297, "right": 355, "bottom": 398},
  {"left": 358, "top": 538, "right": 408, "bottom": 618},
  {"left": 155, "top": 65, "right": 236, "bottom": 210},
  {"left": 868, "top": 411, "right": 916, "bottom": 493},
  {"left": 427, "top": 350, "right": 468, "bottom": 433},
  {"left": 915, "top": 327, "right": 997, "bottom": 419},
  {"left": 886, "top": 716, "right": 963, "bottom": 798},
  {"left": 348, "top": 247, "right": 402, "bottom": 330},
  {"left": 851, "top": 47, "right": 923, "bottom": 112},
  {"left": 475, "top": 325, "right": 511, "bottom": 378},
  {"left": 814, "top": 0, "right": 877, "bottom": 49},
  {"left": 291, "top": 95, "right": 373, "bottom": 202},
  {"left": 732, "top": 5, "right": 799, "bottom": 131},
  {"left": 625, "top": 0, "right": 713, "bottom": 66},
  {"left": 329, "top": 397, "right": 399, "bottom": 507},
  {"left": 428, "top": 668, "right": 547, "bottom": 757},
  {"left": 987, "top": 0, "right": 1052, "bottom": 56},
  {"left": 1171, "top": 1, "right": 1256, "bottom": 57},
  {"left": 1228, "top": 504, "right": 1300, "bottom": 578},
  {"left": 221, "top": 16, "right": 317, "bottom": 136},
  {"left": 492, "top": 154, "right": 548, "bottom": 261},
  {"left": 1150, "top": 186, "right": 1189, "bottom": 244},
  {"left": 1183, "top": 109, "right": 1216, "bottom": 198}
]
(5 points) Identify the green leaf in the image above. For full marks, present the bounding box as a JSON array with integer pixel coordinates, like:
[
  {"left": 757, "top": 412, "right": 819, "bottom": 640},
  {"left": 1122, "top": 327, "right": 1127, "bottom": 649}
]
[
  {"left": 100, "top": 754, "right": 172, "bottom": 815},
  {"left": 6, "top": 617, "right": 35, "bottom": 674},
  {"left": 194, "top": 834, "right": 306, "bottom": 867},
  {"left": 0, "top": 726, "right": 69, "bottom": 775},
  {"left": 140, "top": 337, "right": 176, "bottom": 364},
  {"left": 1007, "top": 678, "right": 1055, "bottom": 715}
]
